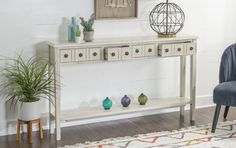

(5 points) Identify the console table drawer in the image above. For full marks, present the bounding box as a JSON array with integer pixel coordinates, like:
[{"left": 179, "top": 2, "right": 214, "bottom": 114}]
[
  {"left": 89, "top": 48, "right": 102, "bottom": 61},
  {"left": 158, "top": 44, "right": 173, "bottom": 57},
  {"left": 186, "top": 43, "right": 196, "bottom": 55},
  {"left": 104, "top": 47, "right": 120, "bottom": 61},
  {"left": 75, "top": 49, "right": 87, "bottom": 62},
  {"left": 121, "top": 47, "right": 132, "bottom": 60},
  {"left": 174, "top": 44, "right": 185, "bottom": 55},
  {"left": 144, "top": 44, "right": 156, "bottom": 57},
  {"left": 60, "top": 49, "right": 72, "bottom": 63},
  {"left": 132, "top": 45, "right": 144, "bottom": 57}
]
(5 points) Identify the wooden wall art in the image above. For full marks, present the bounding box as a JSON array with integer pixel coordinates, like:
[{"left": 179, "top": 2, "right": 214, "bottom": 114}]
[{"left": 95, "top": 0, "right": 138, "bottom": 19}]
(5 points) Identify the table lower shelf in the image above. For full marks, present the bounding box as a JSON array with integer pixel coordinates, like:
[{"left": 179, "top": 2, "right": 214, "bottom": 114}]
[{"left": 55, "top": 97, "right": 190, "bottom": 122}]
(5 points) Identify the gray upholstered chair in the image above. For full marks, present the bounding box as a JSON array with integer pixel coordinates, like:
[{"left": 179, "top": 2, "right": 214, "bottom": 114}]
[{"left": 211, "top": 43, "right": 236, "bottom": 133}]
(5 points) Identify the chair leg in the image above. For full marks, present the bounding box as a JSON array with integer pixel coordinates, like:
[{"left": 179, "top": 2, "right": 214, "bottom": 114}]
[
  {"left": 211, "top": 104, "right": 221, "bottom": 133},
  {"left": 223, "top": 106, "right": 230, "bottom": 121}
]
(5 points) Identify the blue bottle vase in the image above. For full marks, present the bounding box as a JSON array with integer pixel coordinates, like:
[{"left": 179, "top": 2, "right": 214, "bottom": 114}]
[{"left": 68, "top": 17, "right": 79, "bottom": 42}]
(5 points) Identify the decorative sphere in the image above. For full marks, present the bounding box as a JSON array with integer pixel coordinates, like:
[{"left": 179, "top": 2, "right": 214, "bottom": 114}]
[{"left": 149, "top": 2, "right": 185, "bottom": 37}]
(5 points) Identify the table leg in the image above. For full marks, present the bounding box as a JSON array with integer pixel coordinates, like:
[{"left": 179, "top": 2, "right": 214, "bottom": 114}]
[
  {"left": 180, "top": 56, "right": 186, "bottom": 120},
  {"left": 190, "top": 54, "right": 196, "bottom": 125},
  {"left": 54, "top": 61, "right": 61, "bottom": 141}
]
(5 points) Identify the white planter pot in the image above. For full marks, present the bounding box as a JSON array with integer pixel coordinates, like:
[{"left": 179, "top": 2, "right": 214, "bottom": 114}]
[
  {"left": 18, "top": 101, "right": 41, "bottom": 121},
  {"left": 75, "top": 36, "right": 82, "bottom": 43},
  {"left": 83, "top": 31, "right": 94, "bottom": 42}
]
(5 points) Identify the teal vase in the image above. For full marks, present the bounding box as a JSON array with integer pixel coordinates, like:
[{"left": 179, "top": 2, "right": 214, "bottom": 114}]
[
  {"left": 68, "top": 17, "right": 79, "bottom": 42},
  {"left": 138, "top": 93, "right": 148, "bottom": 105},
  {"left": 103, "top": 97, "right": 112, "bottom": 110}
]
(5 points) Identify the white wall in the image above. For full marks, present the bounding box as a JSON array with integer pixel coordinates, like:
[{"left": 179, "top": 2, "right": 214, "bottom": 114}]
[{"left": 0, "top": 0, "right": 236, "bottom": 135}]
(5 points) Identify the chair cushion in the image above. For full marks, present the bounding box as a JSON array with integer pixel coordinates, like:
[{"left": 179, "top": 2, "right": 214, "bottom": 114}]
[{"left": 213, "top": 81, "right": 236, "bottom": 106}]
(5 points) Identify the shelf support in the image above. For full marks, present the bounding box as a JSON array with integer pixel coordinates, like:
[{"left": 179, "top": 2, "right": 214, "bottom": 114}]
[{"left": 190, "top": 54, "right": 196, "bottom": 125}]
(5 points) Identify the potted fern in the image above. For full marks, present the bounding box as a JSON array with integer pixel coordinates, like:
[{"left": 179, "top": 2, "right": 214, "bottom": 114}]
[
  {"left": 0, "top": 55, "right": 54, "bottom": 121},
  {"left": 80, "top": 14, "right": 95, "bottom": 42}
]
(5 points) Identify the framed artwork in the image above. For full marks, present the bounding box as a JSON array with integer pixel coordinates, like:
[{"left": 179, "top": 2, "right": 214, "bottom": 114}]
[{"left": 95, "top": 0, "right": 138, "bottom": 19}]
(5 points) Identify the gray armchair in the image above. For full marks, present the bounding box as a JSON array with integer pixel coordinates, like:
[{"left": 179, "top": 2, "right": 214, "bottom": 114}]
[{"left": 211, "top": 43, "right": 236, "bottom": 133}]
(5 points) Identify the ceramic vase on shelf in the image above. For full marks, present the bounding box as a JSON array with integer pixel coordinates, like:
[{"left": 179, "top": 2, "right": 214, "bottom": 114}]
[
  {"left": 138, "top": 93, "right": 148, "bottom": 105},
  {"left": 68, "top": 17, "right": 79, "bottom": 42},
  {"left": 75, "top": 36, "right": 82, "bottom": 43},
  {"left": 121, "top": 95, "right": 131, "bottom": 107},
  {"left": 83, "top": 31, "right": 94, "bottom": 42},
  {"left": 103, "top": 97, "right": 112, "bottom": 110}
]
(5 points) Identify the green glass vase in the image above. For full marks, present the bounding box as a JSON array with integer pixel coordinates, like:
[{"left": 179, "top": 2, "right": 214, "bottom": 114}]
[
  {"left": 103, "top": 97, "right": 112, "bottom": 110},
  {"left": 138, "top": 93, "right": 148, "bottom": 105}
]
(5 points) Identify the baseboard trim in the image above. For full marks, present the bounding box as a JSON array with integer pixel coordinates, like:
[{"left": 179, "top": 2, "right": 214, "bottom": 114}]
[{"left": 0, "top": 95, "right": 214, "bottom": 136}]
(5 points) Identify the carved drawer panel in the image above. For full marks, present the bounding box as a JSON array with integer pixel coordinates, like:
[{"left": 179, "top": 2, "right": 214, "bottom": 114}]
[
  {"left": 186, "top": 43, "right": 197, "bottom": 55},
  {"left": 144, "top": 44, "right": 156, "bottom": 57},
  {"left": 174, "top": 44, "right": 185, "bottom": 56},
  {"left": 89, "top": 48, "right": 102, "bottom": 61},
  {"left": 158, "top": 44, "right": 173, "bottom": 57},
  {"left": 75, "top": 49, "right": 87, "bottom": 62},
  {"left": 60, "top": 49, "right": 72, "bottom": 63},
  {"left": 132, "top": 45, "right": 144, "bottom": 58},
  {"left": 104, "top": 47, "right": 120, "bottom": 61},
  {"left": 121, "top": 47, "right": 132, "bottom": 60}
]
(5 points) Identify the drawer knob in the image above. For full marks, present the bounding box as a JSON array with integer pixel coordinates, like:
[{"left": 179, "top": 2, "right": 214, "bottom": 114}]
[
  {"left": 190, "top": 47, "right": 194, "bottom": 51},
  {"left": 111, "top": 52, "right": 116, "bottom": 57},
  {"left": 79, "top": 53, "right": 83, "bottom": 57},
  {"left": 148, "top": 48, "right": 152, "bottom": 52},
  {"left": 135, "top": 49, "right": 139, "bottom": 53},
  {"left": 93, "top": 52, "right": 97, "bottom": 56},
  {"left": 64, "top": 54, "right": 69, "bottom": 58},
  {"left": 177, "top": 48, "right": 182, "bottom": 52},
  {"left": 125, "top": 52, "right": 129, "bottom": 56},
  {"left": 165, "top": 49, "right": 169, "bottom": 52}
]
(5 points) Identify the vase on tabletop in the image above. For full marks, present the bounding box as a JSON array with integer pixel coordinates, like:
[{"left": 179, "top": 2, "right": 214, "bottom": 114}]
[
  {"left": 103, "top": 97, "right": 112, "bottom": 110},
  {"left": 68, "top": 17, "right": 79, "bottom": 42},
  {"left": 138, "top": 93, "right": 148, "bottom": 105},
  {"left": 121, "top": 95, "right": 131, "bottom": 107}
]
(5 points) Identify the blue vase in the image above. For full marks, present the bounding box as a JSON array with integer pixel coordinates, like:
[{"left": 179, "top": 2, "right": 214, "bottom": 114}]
[
  {"left": 68, "top": 17, "right": 79, "bottom": 42},
  {"left": 103, "top": 97, "right": 112, "bottom": 110},
  {"left": 121, "top": 95, "right": 131, "bottom": 107}
]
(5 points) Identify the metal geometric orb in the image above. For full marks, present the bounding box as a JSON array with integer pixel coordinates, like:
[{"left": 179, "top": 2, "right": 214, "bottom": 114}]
[{"left": 149, "top": 0, "right": 185, "bottom": 38}]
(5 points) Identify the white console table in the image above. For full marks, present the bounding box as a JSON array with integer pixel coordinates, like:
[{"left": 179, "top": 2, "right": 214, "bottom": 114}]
[{"left": 48, "top": 35, "right": 198, "bottom": 141}]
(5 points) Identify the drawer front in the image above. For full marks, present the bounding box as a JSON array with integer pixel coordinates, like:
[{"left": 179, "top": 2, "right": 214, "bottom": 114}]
[
  {"left": 60, "top": 49, "right": 72, "bottom": 63},
  {"left": 174, "top": 44, "right": 185, "bottom": 56},
  {"left": 105, "top": 47, "right": 120, "bottom": 61},
  {"left": 144, "top": 44, "right": 156, "bottom": 57},
  {"left": 186, "top": 43, "right": 197, "bottom": 55},
  {"left": 121, "top": 47, "right": 132, "bottom": 60},
  {"left": 75, "top": 49, "right": 87, "bottom": 62},
  {"left": 89, "top": 48, "right": 102, "bottom": 61},
  {"left": 158, "top": 44, "right": 173, "bottom": 57},
  {"left": 132, "top": 45, "right": 144, "bottom": 57}
]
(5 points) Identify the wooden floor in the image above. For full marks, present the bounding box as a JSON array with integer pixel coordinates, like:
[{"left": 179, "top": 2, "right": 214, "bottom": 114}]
[{"left": 0, "top": 106, "right": 235, "bottom": 148}]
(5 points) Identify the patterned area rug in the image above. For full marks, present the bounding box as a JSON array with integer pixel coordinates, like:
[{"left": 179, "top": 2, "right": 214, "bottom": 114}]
[{"left": 61, "top": 121, "right": 236, "bottom": 148}]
